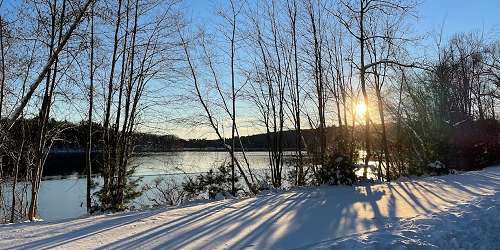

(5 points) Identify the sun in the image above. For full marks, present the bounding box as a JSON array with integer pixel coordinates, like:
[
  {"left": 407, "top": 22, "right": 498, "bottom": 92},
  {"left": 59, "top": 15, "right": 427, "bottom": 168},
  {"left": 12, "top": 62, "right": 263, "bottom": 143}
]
[{"left": 355, "top": 103, "right": 367, "bottom": 116}]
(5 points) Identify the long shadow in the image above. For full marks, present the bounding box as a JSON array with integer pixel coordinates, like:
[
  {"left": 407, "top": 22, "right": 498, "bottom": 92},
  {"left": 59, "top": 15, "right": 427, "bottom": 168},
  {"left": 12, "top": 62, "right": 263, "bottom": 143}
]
[
  {"left": 477, "top": 171, "right": 500, "bottom": 182},
  {"left": 411, "top": 182, "right": 451, "bottom": 211},
  {"left": 403, "top": 182, "right": 445, "bottom": 212},
  {"left": 153, "top": 194, "right": 294, "bottom": 248},
  {"left": 450, "top": 181, "right": 492, "bottom": 197},
  {"left": 6, "top": 201, "right": 232, "bottom": 250},
  {"left": 384, "top": 184, "right": 398, "bottom": 219},
  {"left": 170, "top": 193, "right": 306, "bottom": 249},
  {"left": 410, "top": 182, "right": 456, "bottom": 206},
  {"left": 227, "top": 186, "right": 386, "bottom": 249},
  {"left": 396, "top": 182, "right": 432, "bottom": 214},
  {"left": 224, "top": 193, "right": 308, "bottom": 249},
  {"left": 0, "top": 213, "right": 103, "bottom": 231},
  {"left": 9, "top": 215, "right": 122, "bottom": 240},
  {"left": 421, "top": 171, "right": 500, "bottom": 200},
  {"left": 365, "top": 185, "right": 384, "bottom": 218},
  {"left": 96, "top": 191, "right": 324, "bottom": 249},
  {"left": 98, "top": 194, "right": 284, "bottom": 249},
  {"left": 4, "top": 209, "right": 167, "bottom": 250},
  {"left": 384, "top": 183, "right": 421, "bottom": 216},
  {"left": 384, "top": 168, "right": 500, "bottom": 219},
  {"left": 176, "top": 194, "right": 305, "bottom": 246}
]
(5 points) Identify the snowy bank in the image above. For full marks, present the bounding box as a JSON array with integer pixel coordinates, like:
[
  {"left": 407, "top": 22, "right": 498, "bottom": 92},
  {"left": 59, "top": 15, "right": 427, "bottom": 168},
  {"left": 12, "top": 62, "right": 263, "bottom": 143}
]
[{"left": 1, "top": 166, "right": 499, "bottom": 249}]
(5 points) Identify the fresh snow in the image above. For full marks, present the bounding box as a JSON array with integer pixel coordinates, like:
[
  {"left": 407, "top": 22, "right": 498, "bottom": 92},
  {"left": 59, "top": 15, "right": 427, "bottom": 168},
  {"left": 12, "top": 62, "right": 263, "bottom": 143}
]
[{"left": 1, "top": 166, "right": 499, "bottom": 250}]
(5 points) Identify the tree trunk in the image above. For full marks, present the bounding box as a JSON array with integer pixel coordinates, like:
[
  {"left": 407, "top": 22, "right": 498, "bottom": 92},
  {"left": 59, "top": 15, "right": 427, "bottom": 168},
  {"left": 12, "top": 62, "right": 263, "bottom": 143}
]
[
  {"left": 359, "top": 2, "right": 371, "bottom": 179},
  {"left": 290, "top": 0, "right": 304, "bottom": 185},
  {"left": 375, "top": 87, "right": 391, "bottom": 181},
  {"left": 230, "top": 1, "right": 237, "bottom": 196},
  {"left": 86, "top": 3, "right": 95, "bottom": 212},
  {"left": 102, "top": 0, "right": 123, "bottom": 209},
  {"left": 0, "top": 16, "right": 5, "bottom": 121}
]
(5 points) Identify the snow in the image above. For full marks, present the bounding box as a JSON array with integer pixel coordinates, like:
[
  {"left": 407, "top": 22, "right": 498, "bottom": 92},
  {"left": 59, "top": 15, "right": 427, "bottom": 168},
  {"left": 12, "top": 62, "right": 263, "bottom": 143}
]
[
  {"left": 428, "top": 160, "right": 445, "bottom": 169},
  {"left": 1, "top": 166, "right": 499, "bottom": 249}
]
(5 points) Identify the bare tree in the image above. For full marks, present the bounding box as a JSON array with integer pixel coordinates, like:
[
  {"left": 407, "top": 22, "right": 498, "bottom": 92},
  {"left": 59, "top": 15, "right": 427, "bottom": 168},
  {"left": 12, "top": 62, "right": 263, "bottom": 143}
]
[
  {"left": 286, "top": 0, "right": 305, "bottom": 185},
  {"left": 307, "top": 0, "right": 327, "bottom": 162},
  {"left": 229, "top": 0, "right": 238, "bottom": 196},
  {"left": 85, "top": 2, "right": 95, "bottom": 212},
  {"left": 246, "top": 0, "right": 289, "bottom": 188},
  {"left": 0, "top": 12, "right": 6, "bottom": 221},
  {"left": 335, "top": 0, "right": 419, "bottom": 179},
  {"left": 178, "top": 27, "right": 257, "bottom": 194},
  {"left": 29, "top": 0, "right": 69, "bottom": 220},
  {"left": 101, "top": 0, "right": 124, "bottom": 208},
  {"left": 0, "top": 15, "right": 5, "bottom": 121},
  {"left": 97, "top": 0, "right": 187, "bottom": 210}
]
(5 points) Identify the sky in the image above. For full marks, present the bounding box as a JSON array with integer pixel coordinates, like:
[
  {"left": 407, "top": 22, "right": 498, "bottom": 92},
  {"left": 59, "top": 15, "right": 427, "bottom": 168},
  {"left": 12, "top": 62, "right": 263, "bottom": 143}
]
[
  {"left": 182, "top": 0, "right": 500, "bottom": 38},
  {"left": 417, "top": 0, "right": 499, "bottom": 36},
  {"left": 3, "top": 0, "right": 498, "bottom": 140},
  {"left": 169, "top": 0, "right": 499, "bottom": 139},
  {"left": 412, "top": 0, "right": 499, "bottom": 55}
]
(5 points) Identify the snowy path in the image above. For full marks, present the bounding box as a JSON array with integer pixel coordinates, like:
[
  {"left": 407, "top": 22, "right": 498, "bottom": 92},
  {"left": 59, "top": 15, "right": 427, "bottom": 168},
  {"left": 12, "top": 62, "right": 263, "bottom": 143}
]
[{"left": 1, "top": 166, "right": 499, "bottom": 249}]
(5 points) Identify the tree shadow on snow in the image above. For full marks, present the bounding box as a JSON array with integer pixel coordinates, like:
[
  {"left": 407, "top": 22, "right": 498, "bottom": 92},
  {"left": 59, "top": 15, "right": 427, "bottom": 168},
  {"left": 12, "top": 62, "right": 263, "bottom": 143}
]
[
  {"left": 6, "top": 168, "right": 499, "bottom": 249},
  {"left": 96, "top": 186, "right": 388, "bottom": 249}
]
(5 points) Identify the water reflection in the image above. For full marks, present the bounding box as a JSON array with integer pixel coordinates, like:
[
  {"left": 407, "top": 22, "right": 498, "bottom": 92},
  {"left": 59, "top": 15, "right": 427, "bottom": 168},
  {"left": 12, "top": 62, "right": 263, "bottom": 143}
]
[
  {"left": 354, "top": 150, "right": 384, "bottom": 180},
  {"left": 2, "top": 151, "right": 293, "bottom": 221},
  {"left": 131, "top": 151, "right": 275, "bottom": 176},
  {"left": 1, "top": 150, "right": 379, "bottom": 222}
]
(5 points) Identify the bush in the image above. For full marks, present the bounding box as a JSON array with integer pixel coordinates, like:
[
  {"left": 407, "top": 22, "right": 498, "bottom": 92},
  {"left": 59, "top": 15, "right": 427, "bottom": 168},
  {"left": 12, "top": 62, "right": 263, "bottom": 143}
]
[
  {"left": 143, "top": 177, "right": 187, "bottom": 207},
  {"left": 316, "top": 153, "right": 356, "bottom": 185},
  {"left": 182, "top": 162, "right": 241, "bottom": 200},
  {"left": 427, "top": 160, "right": 449, "bottom": 175}
]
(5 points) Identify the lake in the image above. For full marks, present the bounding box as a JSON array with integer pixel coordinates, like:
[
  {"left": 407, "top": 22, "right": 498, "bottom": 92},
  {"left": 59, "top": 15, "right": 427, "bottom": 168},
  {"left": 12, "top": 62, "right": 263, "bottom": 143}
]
[
  {"left": 1, "top": 150, "right": 378, "bottom": 222},
  {"left": 1, "top": 151, "right": 295, "bottom": 221}
]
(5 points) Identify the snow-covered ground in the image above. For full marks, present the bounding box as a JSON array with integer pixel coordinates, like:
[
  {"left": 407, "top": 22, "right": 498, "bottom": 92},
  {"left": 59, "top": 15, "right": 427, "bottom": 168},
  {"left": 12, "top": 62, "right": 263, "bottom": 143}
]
[{"left": 1, "top": 166, "right": 499, "bottom": 250}]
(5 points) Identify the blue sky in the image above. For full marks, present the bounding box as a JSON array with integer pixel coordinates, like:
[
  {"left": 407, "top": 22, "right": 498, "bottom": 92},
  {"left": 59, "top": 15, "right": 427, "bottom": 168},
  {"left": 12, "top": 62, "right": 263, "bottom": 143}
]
[
  {"left": 173, "top": 0, "right": 499, "bottom": 139},
  {"left": 3, "top": 0, "right": 497, "bottom": 139},
  {"left": 417, "top": 0, "right": 499, "bottom": 38},
  {"left": 183, "top": 0, "right": 499, "bottom": 37}
]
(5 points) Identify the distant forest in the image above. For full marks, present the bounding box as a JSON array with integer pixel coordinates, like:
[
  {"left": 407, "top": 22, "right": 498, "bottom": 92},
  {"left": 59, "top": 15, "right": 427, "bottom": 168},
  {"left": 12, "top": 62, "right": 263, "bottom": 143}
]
[
  {"left": 3, "top": 117, "right": 498, "bottom": 177},
  {"left": 2, "top": 117, "right": 358, "bottom": 176},
  {"left": 4, "top": 117, "right": 344, "bottom": 152}
]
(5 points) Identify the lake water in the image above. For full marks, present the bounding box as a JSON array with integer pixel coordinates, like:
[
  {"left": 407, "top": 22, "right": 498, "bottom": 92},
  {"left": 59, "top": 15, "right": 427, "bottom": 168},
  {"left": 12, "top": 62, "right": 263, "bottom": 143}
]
[
  {"left": 1, "top": 151, "right": 293, "bottom": 221},
  {"left": 131, "top": 151, "right": 275, "bottom": 176},
  {"left": 1, "top": 151, "right": 378, "bottom": 222}
]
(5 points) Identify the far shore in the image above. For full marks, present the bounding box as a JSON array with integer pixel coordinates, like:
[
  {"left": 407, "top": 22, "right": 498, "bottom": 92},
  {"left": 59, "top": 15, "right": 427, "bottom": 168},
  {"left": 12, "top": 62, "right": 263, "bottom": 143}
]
[{"left": 50, "top": 148, "right": 302, "bottom": 154}]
